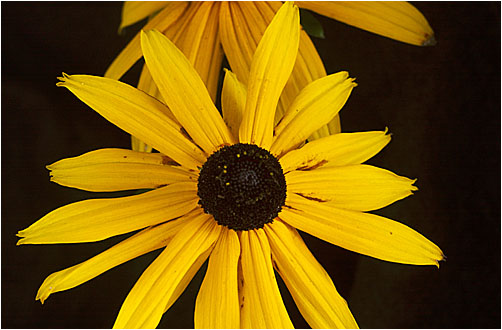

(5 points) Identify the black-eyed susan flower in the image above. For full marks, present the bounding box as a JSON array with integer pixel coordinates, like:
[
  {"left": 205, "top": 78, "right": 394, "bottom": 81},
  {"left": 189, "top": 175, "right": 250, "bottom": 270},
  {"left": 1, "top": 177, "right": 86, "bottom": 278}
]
[
  {"left": 106, "top": 1, "right": 436, "bottom": 152},
  {"left": 18, "top": 3, "right": 443, "bottom": 328}
]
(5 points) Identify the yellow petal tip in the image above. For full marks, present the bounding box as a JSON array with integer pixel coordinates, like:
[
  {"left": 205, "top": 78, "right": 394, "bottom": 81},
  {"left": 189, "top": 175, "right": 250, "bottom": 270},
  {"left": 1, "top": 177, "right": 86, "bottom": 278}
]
[
  {"left": 434, "top": 254, "right": 446, "bottom": 269},
  {"left": 36, "top": 284, "right": 53, "bottom": 304},
  {"left": 59, "top": 72, "right": 70, "bottom": 80},
  {"left": 35, "top": 295, "right": 45, "bottom": 304},
  {"left": 432, "top": 248, "right": 446, "bottom": 268},
  {"left": 56, "top": 73, "right": 70, "bottom": 87},
  {"left": 343, "top": 75, "right": 357, "bottom": 90},
  {"left": 410, "top": 179, "right": 419, "bottom": 191},
  {"left": 36, "top": 294, "right": 47, "bottom": 305},
  {"left": 16, "top": 230, "right": 30, "bottom": 245}
]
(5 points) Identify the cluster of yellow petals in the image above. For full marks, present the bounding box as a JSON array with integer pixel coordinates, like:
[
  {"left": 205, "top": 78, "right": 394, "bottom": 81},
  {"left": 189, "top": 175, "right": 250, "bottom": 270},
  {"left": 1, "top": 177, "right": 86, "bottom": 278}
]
[{"left": 17, "top": 2, "right": 442, "bottom": 329}]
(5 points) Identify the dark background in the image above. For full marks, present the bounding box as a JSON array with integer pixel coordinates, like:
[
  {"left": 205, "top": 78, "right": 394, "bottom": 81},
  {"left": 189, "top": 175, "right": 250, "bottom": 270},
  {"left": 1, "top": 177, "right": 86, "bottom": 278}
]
[{"left": 2, "top": 2, "right": 500, "bottom": 328}]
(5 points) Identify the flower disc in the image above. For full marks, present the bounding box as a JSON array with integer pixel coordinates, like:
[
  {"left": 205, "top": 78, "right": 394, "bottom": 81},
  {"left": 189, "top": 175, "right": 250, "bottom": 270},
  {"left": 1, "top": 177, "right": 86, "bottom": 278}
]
[{"left": 197, "top": 143, "right": 286, "bottom": 231}]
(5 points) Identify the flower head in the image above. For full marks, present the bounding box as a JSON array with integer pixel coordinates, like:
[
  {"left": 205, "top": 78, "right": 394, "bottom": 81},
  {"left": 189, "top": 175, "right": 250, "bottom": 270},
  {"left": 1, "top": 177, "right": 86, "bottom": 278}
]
[{"left": 18, "top": 3, "right": 443, "bottom": 328}]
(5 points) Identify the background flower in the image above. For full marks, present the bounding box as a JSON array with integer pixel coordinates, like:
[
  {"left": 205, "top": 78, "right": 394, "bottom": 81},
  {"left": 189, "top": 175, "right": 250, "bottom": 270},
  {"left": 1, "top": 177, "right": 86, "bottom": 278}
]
[
  {"left": 106, "top": 1, "right": 436, "bottom": 152},
  {"left": 2, "top": 2, "right": 500, "bottom": 328}
]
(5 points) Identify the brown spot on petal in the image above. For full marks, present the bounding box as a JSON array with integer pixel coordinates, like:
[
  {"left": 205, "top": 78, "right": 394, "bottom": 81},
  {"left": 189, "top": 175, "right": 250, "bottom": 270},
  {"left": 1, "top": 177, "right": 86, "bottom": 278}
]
[
  {"left": 161, "top": 156, "right": 178, "bottom": 166},
  {"left": 296, "top": 192, "right": 327, "bottom": 203},
  {"left": 180, "top": 126, "right": 191, "bottom": 140},
  {"left": 422, "top": 34, "right": 437, "bottom": 46},
  {"left": 273, "top": 118, "right": 285, "bottom": 137},
  {"left": 282, "top": 204, "right": 300, "bottom": 211},
  {"left": 297, "top": 159, "right": 328, "bottom": 171}
]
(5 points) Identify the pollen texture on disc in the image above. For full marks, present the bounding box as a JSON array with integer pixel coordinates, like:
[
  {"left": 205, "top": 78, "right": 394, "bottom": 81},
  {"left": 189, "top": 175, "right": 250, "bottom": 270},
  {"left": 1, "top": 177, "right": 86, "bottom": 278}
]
[{"left": 197, "top": 143, "right": 286, "bottom": 231}]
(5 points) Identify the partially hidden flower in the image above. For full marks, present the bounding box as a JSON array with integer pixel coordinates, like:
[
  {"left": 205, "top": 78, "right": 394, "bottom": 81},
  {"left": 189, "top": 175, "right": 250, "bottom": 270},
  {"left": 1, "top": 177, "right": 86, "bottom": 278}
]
[
  {"left": 18, "top": 3, "right": 443, "bottom": 328},
  {"left": 106, "top": 1, "right": 436, "bottom": 152}
]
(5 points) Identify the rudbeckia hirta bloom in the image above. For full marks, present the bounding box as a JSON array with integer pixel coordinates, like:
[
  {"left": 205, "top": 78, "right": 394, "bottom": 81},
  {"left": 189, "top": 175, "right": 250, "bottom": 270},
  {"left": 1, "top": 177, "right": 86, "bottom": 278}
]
[
  {"left": 18, "top": 3, "right": 443, "bottom": 328},
  {"left": 107, "top": 1, "right": 436, "bottom": 151}
]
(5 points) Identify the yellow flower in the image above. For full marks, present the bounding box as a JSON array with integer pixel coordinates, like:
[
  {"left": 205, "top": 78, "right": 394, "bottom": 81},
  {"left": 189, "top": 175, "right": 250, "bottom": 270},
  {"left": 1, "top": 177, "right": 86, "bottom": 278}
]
[
  {"left": 18, "top": 3, "right": 443, "bottom": 328},
  {"left": 106, "top": 1, "right": 436, "bottom": 151}
]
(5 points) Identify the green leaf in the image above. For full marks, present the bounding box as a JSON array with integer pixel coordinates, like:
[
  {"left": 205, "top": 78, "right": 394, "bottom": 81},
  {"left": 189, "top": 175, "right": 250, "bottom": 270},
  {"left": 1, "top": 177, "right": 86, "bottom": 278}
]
[{"left": 300, "top": 9, "right": 325, "bottom": 39}]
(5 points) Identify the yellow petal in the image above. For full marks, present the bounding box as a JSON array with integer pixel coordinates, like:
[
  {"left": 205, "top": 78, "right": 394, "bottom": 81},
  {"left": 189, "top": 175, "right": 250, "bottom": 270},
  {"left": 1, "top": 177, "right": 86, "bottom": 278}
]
[
  {"left": 161, "top": 3, "right": 223, "bottom": 99},
  {"left": 57, "top": 73, "right": 207, "bottom": 170},
  {"left": 113, "top": 211, "right": 221, "bottom": 329},
  {"left": 297, "top": 1, "right": 436, "bottom": 46},
  {"left": 263, "top": 2, "right": 343, "bottom": 139},
  {"left": 173, "top": 2, "right": 223, "bottom": 101},
  {"left": 298, "top": 28, "right": 342, "bottom": 139},
  {"left": 119, "top": 1, "right": 170, "bottom": 33},
  {"left": 286, "top": 164, "right": 417, "bottom": 211},
  {"left": 36, "top": 218, "right": 185, "bottom": 304},
  {"left": 326, "top": 118, "right": 342, "bottom": 136},
  {"left": 131, "top": 63, "right": 176, "bottom": 153},
  {"left": 195, "top": 228, "right": 240, "bottom": 329},
  {"left": 279, "top": 130, "right": 391, "bottom": 173},
  {"left": 118, "top": 3, "right": 224, "bottom": 151},
  {"left": 17, "top": 182, "right": 198, "bottom": 244},
  {"left": 141, "top": 29, "right": 235, "bottom": 155},
  {"left": 131, "top": 136, "right": 152, "bottom": 153},
  {"left": 163, "top": 244, "right": 212, "bottom": 314},
  {"left": 282, "top": 193, "right": 445, "bottom": 266},
  {"left": 219, "top": 2, "right": 341, "bottom": 138},
  {"left": 106, "top": 2, "right": 189, "bottom": 80},
  {"left": 47, "top": 148, "right": 196, "bottom": 192},
  {"left": 239, "top": 229, "right": 293, "bottom": 329},
  {"left": 309, "top": 118, "right": 343, "bottom": 141},
  {"left": 271, "top": 71, "right": 356, "bottom": 157},
  {"left": 221, "top": 69, "right": 247, "bottom": 140},
  {"left": 265, "top": 220, "right": 358, "bottom": 329},
  {"left": 218, "top": 2, "right": 255, "bottom": 86},
  {"left": 136, "top": 63, "right": 166, "bottom": 107},
  {"left": 239, "top": 2, "right": 300, "bottom": 149}
]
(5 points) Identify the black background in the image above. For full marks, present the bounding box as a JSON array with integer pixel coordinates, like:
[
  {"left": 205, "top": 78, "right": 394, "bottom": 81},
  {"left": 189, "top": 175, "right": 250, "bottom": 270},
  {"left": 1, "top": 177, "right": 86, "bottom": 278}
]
[{"left": 2, "top": 2, "right": 500, "bottom": 328}]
